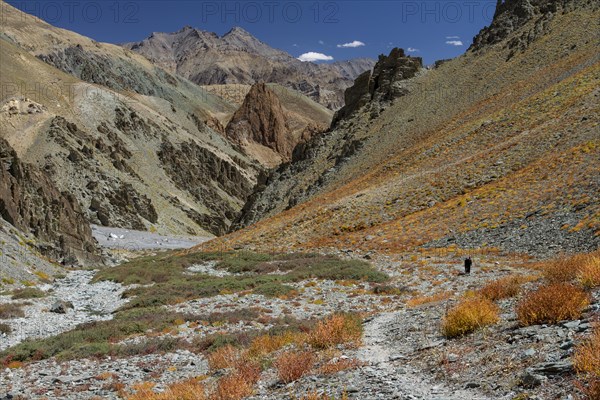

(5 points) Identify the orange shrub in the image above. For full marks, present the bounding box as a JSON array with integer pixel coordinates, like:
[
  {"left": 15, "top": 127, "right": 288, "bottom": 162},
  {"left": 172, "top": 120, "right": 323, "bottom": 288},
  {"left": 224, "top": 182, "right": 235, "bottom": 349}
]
[
  {"left": 275, "top": 350, "right": 315, "bottom": 383},
  {"left": 441, "top": 297, "right": 499, "bottom": 338},
  {"left": 248, "top": 332, "right": 297, "bottom": 357},
  {"left": 208, "top": 345, "right": 241, "bottom": 370},
  {"left": 576, "top": 254, "right": 600, "bottom": 289},
  {"left": 299, "top": 391, "right": 349, "bottom": 400},
  {"left": 307, "top": 314, "right": 362, "bottom": 349},
  {"left": 127, "top": 379, "right": 206, "bottom": 400},
  {"left": 574, "top": 328, "right": 600, "bottom": 376},
  {"left": 318, "top": 357, "right": 361, "bottom": 375},
  {"left": 575, "top": 378, "right": 600, "bottom": 400},
  {"left": 478, "top": 276, "right": 524, "bottom": 301},
  {"left": 516, "top": 283, "right": 589, "bottom": 326},
  {"left": 211, "top": 372, "right": 254, "bottom": 400},
  {"left": 406, "top": 291, "right": 452, "bottom": 307},
  {"left": 541, "top": 251, "right": 599, "bottom": 284}
]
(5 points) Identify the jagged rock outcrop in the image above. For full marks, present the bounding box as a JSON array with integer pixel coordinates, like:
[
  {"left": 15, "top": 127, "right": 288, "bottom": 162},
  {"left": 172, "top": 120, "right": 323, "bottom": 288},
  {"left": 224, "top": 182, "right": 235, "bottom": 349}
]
[
  {"left": 157, "top": 139, "right": 256, "bottom": 235},
  {"left": 469, "top": 0, "right": 594, "bottom": 53},
  {"left": 123, "top": 26, "right": 376, "bottom": 109},
  {"left": 0, "top": 137, "right": 100, "bottom": 266},
  {"left": 225, "top": 83, "right": 293, "bottom": 162},
  {"left": 332, "top": 48, "right": 422, "bottom": 126}
]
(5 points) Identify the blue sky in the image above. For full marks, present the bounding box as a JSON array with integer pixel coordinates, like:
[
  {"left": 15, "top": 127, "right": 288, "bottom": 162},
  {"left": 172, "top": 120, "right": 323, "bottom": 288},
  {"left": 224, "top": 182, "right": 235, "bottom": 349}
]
[{"left": 6, "top": 0, "right": 498, "bottom": 65}]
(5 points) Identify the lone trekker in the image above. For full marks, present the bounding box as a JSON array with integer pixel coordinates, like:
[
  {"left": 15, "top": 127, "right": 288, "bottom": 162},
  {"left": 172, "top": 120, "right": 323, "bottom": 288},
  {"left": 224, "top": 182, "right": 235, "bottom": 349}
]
[{"left": 464, "top": 256, "right": 472, "bottom": 274}]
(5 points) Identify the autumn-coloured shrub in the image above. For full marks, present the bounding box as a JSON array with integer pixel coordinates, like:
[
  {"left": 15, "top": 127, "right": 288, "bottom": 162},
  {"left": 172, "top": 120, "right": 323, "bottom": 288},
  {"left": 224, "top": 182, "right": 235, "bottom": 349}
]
[
  {"left": 541, "top": 252, "right": 600, "bottom": 284},
  {"left": 478, "top": 276, "right": 525, "bottom": 301},
  {"left": 207, "top": 345, "right": 241, "bottom": 370},
  {"left": 575, "top": 377, "right": 600, "bottom": 400},
  {"left": 516, "top": 283, "right": 589, "bottom": 326},
  {"left": 576, "top": 254, "right": 600, "bottom": 289},
  {"left": 275, "top": 350, "right": 315, "bottom": 383},
  {"left": 574, "top": 328, "right": 600, "bottom": 376},
  {"left": 406, "top": 291, "right": 452, "bottom": 308},
  {"left": 298, "top": 391, "right": 349, "bottom": 400},
  {"left": 126, "top": 379, "right": 207, "bottom": 400},
  {"left": 248, "top": 332, "right": 297, "bottom": 357},
  {"left": 211, "top": 372, "right": 254, "bottom": 400},
  {"left": 307, "top": 314, "right": 362, "bottom": 349},
  {"left": 318, "top": 357, "right": 361, "bottom": 375},
  {"left": 441, "top": 297, "right": 499, "bottom": 338}
]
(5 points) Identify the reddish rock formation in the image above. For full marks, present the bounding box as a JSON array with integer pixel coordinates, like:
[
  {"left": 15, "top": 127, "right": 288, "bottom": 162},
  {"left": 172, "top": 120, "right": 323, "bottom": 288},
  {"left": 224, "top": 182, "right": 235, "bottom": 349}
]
[{"left": 225, "top": 83, "right": 294, "bottom": 161}]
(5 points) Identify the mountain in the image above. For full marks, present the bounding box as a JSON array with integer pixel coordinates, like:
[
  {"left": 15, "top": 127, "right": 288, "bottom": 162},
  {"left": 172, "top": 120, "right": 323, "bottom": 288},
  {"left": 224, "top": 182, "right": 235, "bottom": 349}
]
[
  {"left": 223, "top": 83, "right": 332, "bottom": 167},
  {"left": 0, "top": 2, "right": 263, "bottom": 239},
  {"left": 123, "top": 26, "right": 376, "bottom": 109},
  {"left": 201, "top": 0, "right": 599, "bottom": 257},
  {"left": 0, "top": 137, "right": 101, "bottom": 266}
]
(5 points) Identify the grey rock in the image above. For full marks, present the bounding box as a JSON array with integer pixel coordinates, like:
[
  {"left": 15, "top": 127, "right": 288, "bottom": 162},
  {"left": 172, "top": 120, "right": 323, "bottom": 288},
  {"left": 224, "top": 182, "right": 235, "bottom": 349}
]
[
  {"left": 49, "top": 300, "right": 74, "bottom": 314},
  {"left": 520, "top": 371, "right": 546, "bottom": 388},
  {"left": 532, "top": 360, "right": 573, "bottom": 375}
]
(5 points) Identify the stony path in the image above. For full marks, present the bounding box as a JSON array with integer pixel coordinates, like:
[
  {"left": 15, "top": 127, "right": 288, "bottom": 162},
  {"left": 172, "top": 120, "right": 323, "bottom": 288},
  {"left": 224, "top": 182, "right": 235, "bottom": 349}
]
[
  {"left": 0, "top": 270, "right": 128, "bottom": 351},
  {"left": 355, "top": 312, "right": 491, "bottom": 400}
]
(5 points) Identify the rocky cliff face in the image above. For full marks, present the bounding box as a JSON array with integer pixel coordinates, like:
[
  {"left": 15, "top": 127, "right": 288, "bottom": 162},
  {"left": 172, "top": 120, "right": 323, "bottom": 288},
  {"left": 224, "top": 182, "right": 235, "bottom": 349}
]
[
  {"left": 124, "top": 26, "right": 376, "bottom": 110},
  {"left": 333, "top": 48, "right": 422, "bottom": 126},
  {"left": 469, "top": 0, "right": 594, "bottom": 54},
  {"left": 0, "top": 138, "right": 101, "bottom": 266},
  {"left": 225, "top": 83, "right": 293, "bottom": 162}
]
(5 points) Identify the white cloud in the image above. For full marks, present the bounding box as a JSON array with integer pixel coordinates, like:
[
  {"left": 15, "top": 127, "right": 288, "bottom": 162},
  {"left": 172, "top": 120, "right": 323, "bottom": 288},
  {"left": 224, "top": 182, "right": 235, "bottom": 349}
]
[
  {"left": 297, "top": 52, "right": 334, "bottom": 62},
  {"left": 446, "top": 35, "right": 460, "bottom": 39},
  {"left": 407, "top": 47, "right": 420, "bottom": 53},
  {"left": 292, "top": 43, "right": 298, "bottom": 47},
  {"left": 337, "top": 40, "right": 365, "bottom": 48},
  {"left": 318, "top": 40, "right": 324, "bottom": 45},
  {"left": 446, "top": 40, "right": 464, "bottom": 46}
]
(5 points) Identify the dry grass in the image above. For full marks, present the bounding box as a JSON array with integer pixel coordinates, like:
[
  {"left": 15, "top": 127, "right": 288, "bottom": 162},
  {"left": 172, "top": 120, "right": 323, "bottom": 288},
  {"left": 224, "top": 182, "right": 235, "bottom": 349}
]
[
  {"left": 575, "top": 378, "right": 600, "bottom": 400},
  {"left": 207, "top": 345, "right": 241, "bottom": 370},
  {"left": 478, "top": 275, "right": 527, "bottom": 301},
  {"left": 211, "top": 373, "right": 254, "bottom": 400},
  {"left": 307, "top": 314, "right": 362, "bottom": 349},
  {"left": 516, "top": 283, "right": 589, "bottom": 326},
  {"left": 275, "top": 350, "right": 315, "bottom": 383},
  {"left": 212, "top": 360, "right": 261, "bottom": 400},
  {"left": 576, "top": 254, "right": 600, "bottom": 289},
  {"left": 441, "top": 297, "right": 500, "bottom": 338},
  {"left": 574, "top": 328, "right": 600, "bottom": 376},
  {"left": 298, "top": 391, "right": 349, "bottom": 400},
  {"left": 247, "top": 332, "right": 297, "bottom": 358},
  {"left": 0, "top": 303, "right": 25, "bottom": 319},
  {"left": 318, "top": 357, "right": 361, "bottom": 375},
  {"left": 126, "top": 379, "right": 207, "bottom": 400},
  {"left": 541, "top": 251, "right": 600, "bottom": 284},
  {"left": 406, "top": 291, "right": 452, "bottom": 308}
]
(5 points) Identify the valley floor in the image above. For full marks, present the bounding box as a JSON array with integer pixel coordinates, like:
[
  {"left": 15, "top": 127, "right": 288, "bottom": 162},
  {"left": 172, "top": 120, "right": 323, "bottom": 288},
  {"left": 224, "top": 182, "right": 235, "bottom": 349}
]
[{"left": 1, "top": 249, "right": 595, "bottom": 399}]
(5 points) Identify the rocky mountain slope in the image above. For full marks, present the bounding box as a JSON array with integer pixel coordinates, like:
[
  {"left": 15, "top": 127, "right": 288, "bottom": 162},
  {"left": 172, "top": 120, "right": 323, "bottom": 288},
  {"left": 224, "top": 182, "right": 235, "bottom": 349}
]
[
  {"left": 0, "top": 138, "right": 100, "bottom": 266},
  {"left": 215, "top": 0, "right": 599, "bottom": 256},
  {"left": 0, "top": 2, "right": 266, "bottom": 239},
  {"left": 124, "top": 26, "right": 375, "bottom": 109}
]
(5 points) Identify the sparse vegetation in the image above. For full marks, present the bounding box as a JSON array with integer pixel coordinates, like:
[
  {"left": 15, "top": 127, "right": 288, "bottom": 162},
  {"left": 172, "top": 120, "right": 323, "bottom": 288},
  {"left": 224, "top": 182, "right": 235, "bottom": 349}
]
[
  {"left": 441, "top": 297, "right": 499, "bottom": 338},
  {"left": 11, "top": 288, "right": 47, "bottom": 300},
  {"left": 478, "top": 275, "right": 528, "bottom": 301},
  {"left": 94, "top": 251, "right": 387, "bottom": 310},
  {"left": 275, "top": 350, "right": 315, "bottom": 383},
  {"left": 0, "top": 323, "right": 11, "bottom": 334},
  {"left": 307, "top": 314, "right": 363, "bottom": 349},
  {"left": 406, "top": 291, "right": 452, "bottom": 307},
  {"left": 574, "top": 327, "right": 600, "bottom": 376},
  {"left": 516, "top": 283, "right": 589, "bottom": 326},
  {"left": 0, "top": 303, "right": 25, "bottom": 319}
]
